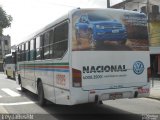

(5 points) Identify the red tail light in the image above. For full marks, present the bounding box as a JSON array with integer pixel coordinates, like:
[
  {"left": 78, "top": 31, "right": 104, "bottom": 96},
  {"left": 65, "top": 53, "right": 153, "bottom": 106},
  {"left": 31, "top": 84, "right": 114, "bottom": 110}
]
[
  {"left": 72, "top": 68, "right": 82, "bottom": 87},
  {"left": 147, "top": 67, "right": 151, "bottom": 82}
]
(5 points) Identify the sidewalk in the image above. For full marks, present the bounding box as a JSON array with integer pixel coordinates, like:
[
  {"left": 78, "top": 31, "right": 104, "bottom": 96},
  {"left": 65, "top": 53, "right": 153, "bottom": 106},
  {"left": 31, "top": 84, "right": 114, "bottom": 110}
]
[{"left": 148, "top": 79, "right": 160, "bottom": 100}]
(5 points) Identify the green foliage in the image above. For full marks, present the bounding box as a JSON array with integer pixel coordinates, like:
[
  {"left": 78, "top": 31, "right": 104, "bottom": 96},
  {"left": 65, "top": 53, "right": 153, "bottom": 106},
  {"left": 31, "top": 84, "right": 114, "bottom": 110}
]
[{"left": 0, "top": 6, "right": 12, "bottom": 35}]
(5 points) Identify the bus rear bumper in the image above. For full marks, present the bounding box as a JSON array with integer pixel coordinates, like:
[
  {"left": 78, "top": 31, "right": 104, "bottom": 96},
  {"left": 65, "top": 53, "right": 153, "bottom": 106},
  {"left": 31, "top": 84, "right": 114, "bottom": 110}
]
[
  {"left": 88, "top": 85, "right": 150, "bottom": 103},
  {"left": 71, "top": 85, "right": 150, "bottom": 105}
]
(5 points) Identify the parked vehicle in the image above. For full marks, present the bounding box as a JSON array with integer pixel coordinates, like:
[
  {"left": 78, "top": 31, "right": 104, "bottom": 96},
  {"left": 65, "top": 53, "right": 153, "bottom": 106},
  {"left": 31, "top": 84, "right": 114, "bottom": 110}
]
[{"left": 3, "top": 52, "right": 16, "bottom": 79}]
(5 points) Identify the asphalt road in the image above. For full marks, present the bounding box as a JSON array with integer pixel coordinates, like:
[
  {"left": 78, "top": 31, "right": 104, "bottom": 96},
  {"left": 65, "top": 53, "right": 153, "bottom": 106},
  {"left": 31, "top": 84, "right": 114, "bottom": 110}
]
[{"left": 0, "top": 73, "right": 160, "bottom": 120}]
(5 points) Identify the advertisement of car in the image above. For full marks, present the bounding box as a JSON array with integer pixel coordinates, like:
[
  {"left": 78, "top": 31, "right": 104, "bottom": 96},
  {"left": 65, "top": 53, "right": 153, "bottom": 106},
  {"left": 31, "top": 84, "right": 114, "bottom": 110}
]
[{"left": 72, "top": 9, "right": 149, "bottom": 51}]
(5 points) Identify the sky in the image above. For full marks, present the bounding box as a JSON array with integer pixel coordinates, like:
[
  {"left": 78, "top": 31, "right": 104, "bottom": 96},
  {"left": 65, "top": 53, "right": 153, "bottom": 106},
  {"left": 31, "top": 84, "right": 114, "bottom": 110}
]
[{"left": 0, "top": 0, "right": 123, "bottom": 46}]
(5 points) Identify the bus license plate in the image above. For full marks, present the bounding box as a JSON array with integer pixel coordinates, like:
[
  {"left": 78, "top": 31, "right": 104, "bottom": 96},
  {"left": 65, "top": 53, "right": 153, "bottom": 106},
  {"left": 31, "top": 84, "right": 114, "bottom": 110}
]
[{"left": 109, "top": 93, "right": 122, "bottom": 99}]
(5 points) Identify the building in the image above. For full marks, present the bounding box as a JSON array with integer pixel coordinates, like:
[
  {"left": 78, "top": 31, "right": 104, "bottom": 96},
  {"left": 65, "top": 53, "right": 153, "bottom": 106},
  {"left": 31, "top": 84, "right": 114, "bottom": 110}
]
[
  {"left": 112, "top": 0, "right": 160, "bottom": 77},
  {"left": 0, "top": 35, "right": 11, "bottom": 71}
]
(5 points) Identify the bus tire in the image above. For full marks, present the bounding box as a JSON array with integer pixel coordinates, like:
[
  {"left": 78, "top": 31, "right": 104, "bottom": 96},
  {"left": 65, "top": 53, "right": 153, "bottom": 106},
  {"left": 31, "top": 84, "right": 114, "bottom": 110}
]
[
  {"left": 19, "top": 75, "right": 25, "bottom": 92},
  {"left": 37, "top": 81, "right": 46, "bottom": 106}
]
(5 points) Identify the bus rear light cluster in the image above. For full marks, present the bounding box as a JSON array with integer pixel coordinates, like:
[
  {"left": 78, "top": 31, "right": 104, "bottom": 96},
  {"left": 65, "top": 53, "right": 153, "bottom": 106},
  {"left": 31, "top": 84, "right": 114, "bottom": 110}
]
[{"left": 72, "top": 68, "right": 82, "bottom": 87}]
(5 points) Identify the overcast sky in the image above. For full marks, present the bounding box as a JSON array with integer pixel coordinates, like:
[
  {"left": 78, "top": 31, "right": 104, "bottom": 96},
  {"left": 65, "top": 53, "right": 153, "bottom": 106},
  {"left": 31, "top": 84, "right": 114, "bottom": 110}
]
[{"left": 0, "top": 0, "right": 123, "bottom": 45}]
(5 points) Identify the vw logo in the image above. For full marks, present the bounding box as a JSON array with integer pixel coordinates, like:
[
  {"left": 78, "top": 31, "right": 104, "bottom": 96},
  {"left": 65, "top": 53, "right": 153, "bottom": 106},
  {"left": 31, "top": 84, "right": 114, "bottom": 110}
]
[{"left": 133, "top": 61, "right": 144, "bottom": 75}]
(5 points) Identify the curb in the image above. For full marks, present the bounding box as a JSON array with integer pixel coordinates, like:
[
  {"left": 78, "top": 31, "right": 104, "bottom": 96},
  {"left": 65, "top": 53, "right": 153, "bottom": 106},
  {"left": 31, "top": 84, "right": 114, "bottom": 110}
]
[{"left": 147, "top": 96, "right": 160, "bottom": 101}]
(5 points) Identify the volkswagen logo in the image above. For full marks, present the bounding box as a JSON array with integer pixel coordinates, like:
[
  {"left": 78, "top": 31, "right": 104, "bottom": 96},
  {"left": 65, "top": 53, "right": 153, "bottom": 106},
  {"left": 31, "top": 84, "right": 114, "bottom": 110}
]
[{"left": 133, "top": 61, "right": 144, "bottom": 75}]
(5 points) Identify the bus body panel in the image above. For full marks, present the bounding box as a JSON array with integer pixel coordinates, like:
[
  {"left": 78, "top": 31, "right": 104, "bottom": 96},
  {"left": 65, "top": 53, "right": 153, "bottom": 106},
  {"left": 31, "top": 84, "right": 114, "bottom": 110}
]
[
  {"left": 71, "top": 51, "right": 150, "bottom": 104},
  {"left": 72, "top": 51, "right": 149, "bottom": 90}
]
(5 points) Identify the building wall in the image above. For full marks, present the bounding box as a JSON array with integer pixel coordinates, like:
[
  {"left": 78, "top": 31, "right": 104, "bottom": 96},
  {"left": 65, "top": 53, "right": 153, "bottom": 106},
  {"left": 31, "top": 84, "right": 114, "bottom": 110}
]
[{"left": 0, "top": 35, "right": 11, "bottom": 71}]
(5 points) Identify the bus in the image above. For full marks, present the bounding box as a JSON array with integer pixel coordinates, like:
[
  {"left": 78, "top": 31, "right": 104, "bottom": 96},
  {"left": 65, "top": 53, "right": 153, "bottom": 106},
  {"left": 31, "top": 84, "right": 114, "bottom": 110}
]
[
  {"left": 16, "top": 8, "right": 150, "bottom": 106},
  {"left": 3, "top": 52, "right": 16, "bottom": 79}
]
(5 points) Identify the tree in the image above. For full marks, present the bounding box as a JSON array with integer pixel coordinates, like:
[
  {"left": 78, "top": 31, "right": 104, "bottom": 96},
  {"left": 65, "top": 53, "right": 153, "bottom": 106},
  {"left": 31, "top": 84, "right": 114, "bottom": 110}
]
[{"left": 0, "top": 6, "right": 12, "bottom": 35}]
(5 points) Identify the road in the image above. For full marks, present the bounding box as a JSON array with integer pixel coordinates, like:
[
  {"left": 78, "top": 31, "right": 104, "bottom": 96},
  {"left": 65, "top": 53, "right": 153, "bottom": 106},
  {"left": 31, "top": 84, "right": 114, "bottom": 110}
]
[{"left": 0, "top": 73, "right": 160, "bottom": 120}]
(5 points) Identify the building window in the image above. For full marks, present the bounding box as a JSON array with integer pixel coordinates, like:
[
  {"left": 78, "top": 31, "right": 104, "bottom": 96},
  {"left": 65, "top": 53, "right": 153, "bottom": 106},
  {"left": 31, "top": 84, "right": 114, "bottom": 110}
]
[{"left": 152, "top": 5, "right": 159, "bottom": 15}]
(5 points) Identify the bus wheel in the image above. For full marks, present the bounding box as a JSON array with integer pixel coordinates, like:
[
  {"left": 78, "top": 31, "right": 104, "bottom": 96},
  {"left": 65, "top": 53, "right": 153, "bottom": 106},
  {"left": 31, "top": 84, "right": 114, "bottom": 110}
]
[{"left": 38, "top": 81, "right": 46, "bottom": 106}]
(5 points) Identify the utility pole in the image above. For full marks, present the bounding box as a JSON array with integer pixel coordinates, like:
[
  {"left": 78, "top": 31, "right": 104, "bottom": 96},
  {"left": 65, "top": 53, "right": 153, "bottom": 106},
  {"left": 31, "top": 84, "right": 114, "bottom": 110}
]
[
  {"left": 147, "top": 0, "right": 150, "bottom": 30},
  {"left": 146, "top": 0, "right": 153, "bottom": 87},
  {"left": 107, "top": 0, "right": 110, "bottom": 8},
  {"left": 147, "top": 0, "right": 151, "bottom": 50}
]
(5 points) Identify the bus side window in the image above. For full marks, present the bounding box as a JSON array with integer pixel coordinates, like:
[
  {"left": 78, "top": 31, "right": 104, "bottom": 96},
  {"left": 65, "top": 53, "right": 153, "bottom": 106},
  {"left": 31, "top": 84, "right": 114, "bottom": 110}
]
[
  {"left": 25, "top": 42, "right": 30, "bottom": 61},
  {"left": 17, "top": 46, "right": 20, "bottom": 62},
  {"left": 12, "top": 52, "right": 16, "bottom": 64},
  {"left": 36, "top": 36, "right": 41, "bottom": 60},
  {"left": 18, "top": 45, "right": 22, "bottom": 62},
  {"left": 49, "top": 30, "right": 54, "bottom": 58},
  {"left": 30, "top": 39, "right": 35, "bottom": 61},
  {"left": 44, "top": 32, "right": 50, "bottom": 59},
  {"left": 40, "top": 35, "right": 44, "bottom": 60},
  {"left": 22, "top": 44, "right": 26, "bottom": 61},
  {"left": 53, "top": 22, "right": 68, "bottom": 59}
]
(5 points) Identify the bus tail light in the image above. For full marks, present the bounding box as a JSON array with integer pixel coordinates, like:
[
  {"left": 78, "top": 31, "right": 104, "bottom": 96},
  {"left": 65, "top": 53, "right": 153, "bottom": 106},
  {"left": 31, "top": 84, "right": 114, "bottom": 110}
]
[
  {"left": 72, "top": 68, "right": 82, "bottom": 87},
  {"left": 147, "top": 67, "right": 151, "bottom": 82}
]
